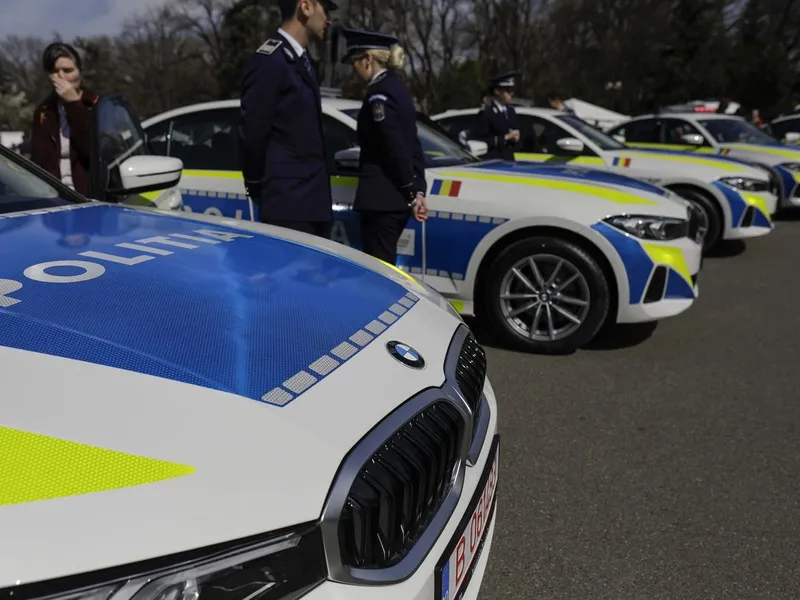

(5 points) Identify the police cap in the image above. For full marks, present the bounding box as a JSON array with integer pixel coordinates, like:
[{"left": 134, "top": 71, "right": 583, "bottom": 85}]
[
  {"left": 340, "top": 27, "right": 400, "bottom": 63},
  {"left": 489, "top": 71, "right": 520, "bottom": 90}
]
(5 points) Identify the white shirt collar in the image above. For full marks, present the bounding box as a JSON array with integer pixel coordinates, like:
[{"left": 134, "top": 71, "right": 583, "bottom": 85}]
[
  {"left": 278, "top": 28, "right": 305, "bottom": 57},
  {"left": 370, "top": 68, "right": 388, "bottom": 84}
]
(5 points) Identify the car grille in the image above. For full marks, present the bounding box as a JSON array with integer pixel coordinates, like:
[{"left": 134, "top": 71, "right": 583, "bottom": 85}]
[
  {"left": 337, "top": 401, "right": 464, "bottom": 569},
  {"left": 455, "top": 332, "right": 487, "bottom": 417}
]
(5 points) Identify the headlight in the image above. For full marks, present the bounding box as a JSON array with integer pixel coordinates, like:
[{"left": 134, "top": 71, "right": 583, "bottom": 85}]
[
  {"left": 603, "top": 214, "right": 687, "bottom": 241},
  {"left": 778, "top": 162, "right": 800, "bottom": 172},
  {"left": 52, "top": 526, "right": 325, "bottom": 600},
  {"left": 717, "top": 177, "right": 769, "bottom": 192}
]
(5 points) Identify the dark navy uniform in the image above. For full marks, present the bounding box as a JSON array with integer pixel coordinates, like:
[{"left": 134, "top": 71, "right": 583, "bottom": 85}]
[
  {"left": 341, "top": 29, "right": 427, "bottom": 265},
  {"left": 238, "top": 21, "right": 336, "bottom": 238},
  {"left": 475, "top": 72, "right": 522, "bottom": 161}
]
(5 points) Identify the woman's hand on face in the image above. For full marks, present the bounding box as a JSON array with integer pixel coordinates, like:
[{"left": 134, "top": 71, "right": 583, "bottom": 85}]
[{"left": 51, "top": 73, "right": 80, "bottom": 103}]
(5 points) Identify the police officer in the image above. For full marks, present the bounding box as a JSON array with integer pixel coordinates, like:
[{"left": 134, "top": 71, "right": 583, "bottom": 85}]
[
  {"left": 340, "top": 28, "right": 428, "bottom": 265},
  {"left": 238, "top": 0, "right": 338, "bottom": 238},
  {"left": 475, "top": 72, "right": 522, "bottom": 161}
]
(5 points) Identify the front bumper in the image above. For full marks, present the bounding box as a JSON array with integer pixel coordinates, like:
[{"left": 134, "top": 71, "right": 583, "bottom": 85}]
[
  {"left": 307, "top": 377, "right": 500, "bottom": 600},
  {"left": 592, "top": 222, "right": 702, "bottom": 324}
]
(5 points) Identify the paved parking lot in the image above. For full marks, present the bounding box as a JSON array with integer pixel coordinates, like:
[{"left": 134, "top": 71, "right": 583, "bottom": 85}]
[{"left": 475, "top": 215, "right": 800, "bottom": 600}]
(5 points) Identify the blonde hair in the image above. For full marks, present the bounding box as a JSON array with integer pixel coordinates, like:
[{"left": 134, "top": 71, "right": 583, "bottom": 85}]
[{"left": 366, "top": 44, "right": 406, "bottom": 70}]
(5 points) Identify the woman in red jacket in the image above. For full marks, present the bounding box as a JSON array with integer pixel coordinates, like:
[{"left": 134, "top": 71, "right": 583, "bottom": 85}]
[{"left": 30, "top": 42, "right": 99, "bottom": 197}]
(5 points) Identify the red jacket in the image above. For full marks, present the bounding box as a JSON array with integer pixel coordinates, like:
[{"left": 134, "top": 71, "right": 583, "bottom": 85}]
[{"left": 30, "top": 89, "right": 99, "bottom": 197}]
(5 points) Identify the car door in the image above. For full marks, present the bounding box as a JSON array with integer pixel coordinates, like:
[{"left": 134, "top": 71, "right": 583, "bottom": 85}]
[
  {"left": 143, "top": 107, "right": 252, "bottom": 220},
  {"left": 609, "top": 118, "right": 663, "bottom": 149}
]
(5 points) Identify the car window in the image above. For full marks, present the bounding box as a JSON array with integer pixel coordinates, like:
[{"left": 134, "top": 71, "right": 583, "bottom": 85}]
[
  {"left": 771, "top": 118, "right": 800, "bottom": 143},
  {"left": 554, "top": 114, "right": 626, "bottom": 150},
  {"left": 437, "top": 114, "right": 480, "bottom": 145},
  {"left": 321, "top": 113, "right": 359, "bottom": 172},
  {"left": 517, "top": 115, "right": 598, "bottom": 157},
  {"left": 0, "top": 147, "right": 82, "bottom": 214},
  {"left": 698, "top": 118, "right": 778, "bottom": 144},
  {"left": 96, "top": 96, "right": 148, "bottom": 170},
  {"left": 662, "top": 118, "right": 711, "bottom": 146},
  {"left": 340, "top": 108, "right": 478, "bottom": 167},
  {"left": 145, "top": 119, "right": 171, "bottom": 156},
  {"left": 166, "top": 108, "right": 239, "bottom": 171},
  {"left": 615, "top": 119, "right": 661, "bottom": 143}
]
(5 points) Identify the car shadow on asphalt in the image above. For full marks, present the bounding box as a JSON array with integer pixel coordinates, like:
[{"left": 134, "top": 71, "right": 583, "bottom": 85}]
[
  {"left": 463, "top": 317, "right": 659, "bottom": 355},
  {"left": 705, "top": 240, "right": 746, "bottom": 259}
]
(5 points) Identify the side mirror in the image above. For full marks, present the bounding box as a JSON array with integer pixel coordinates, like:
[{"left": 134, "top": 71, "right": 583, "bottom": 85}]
[
  {"left": 784, "top": 131, "right": 800, "bottom": 143},
  {"left": 612, "top": 134, "right": 626, "bottom": 143},
  {"left": 466, "top": 139, "right": 488, "bottom": 157},
  {"left": 681, "top": 133, "right": 704, "bottom": 146},
  {"left": 334, "top": 147, "right": 361, "bottom": 171},
  {"left": 556, "top": 137, "right": 585, "bottom": 153},
  {"left": 118, "top": 155, "right": 183, "bottom": 193}
]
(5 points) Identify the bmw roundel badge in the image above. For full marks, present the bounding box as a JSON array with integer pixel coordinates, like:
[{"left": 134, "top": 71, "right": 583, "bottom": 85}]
[{"left": 386, "top": 341, "right": 425, "bottom": 369}]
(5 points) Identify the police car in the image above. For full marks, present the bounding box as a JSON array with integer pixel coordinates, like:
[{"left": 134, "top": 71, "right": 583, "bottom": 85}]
[
  {"left": 141, "top": 97, "right": 703, "bottom": 355},
  {"left": 769, "top": 113, "right": 800, "bottom": 145},
  {"left": 0, "top": 104, "right": 500, "bottom": 600},
  {"left": 606, "top": 113, "right": 800, "bottom": 211},
  {"left": 433, "top": 107, "right": 777, "bottom": 251}
]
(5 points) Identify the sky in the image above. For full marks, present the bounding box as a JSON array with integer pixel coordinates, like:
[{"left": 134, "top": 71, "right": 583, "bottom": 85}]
[{"left": 0, "top": 0, "right": 172, "bottom": 40}]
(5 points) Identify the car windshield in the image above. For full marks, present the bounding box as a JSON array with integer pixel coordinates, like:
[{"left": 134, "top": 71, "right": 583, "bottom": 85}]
[
  {"left": 556, "top": 114, "right": 626, "bottom": 150},
  {"left": 341, "top": 108, "right": 480, "bottom": 167},
  {"left": 698, "top": 118, "right": 778, "bottom": 144},
  {"left": 0, "top": 146, "right": 83, "bottom": 215}
]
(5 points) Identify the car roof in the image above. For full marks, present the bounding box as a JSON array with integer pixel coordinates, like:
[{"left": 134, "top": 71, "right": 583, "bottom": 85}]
[
  {"left": 141, "top": 97, "right": 362, "bottom": 128},
  {"left": 772, "top": 114, "right": 800, "bottom": 124},
  {"left": 434, "top": 106, "right": 563, "bottom": 118}
]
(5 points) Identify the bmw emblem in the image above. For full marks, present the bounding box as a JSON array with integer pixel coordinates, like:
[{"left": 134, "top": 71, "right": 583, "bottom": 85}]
[{"left": 386, "top": 341, "right": 425, "bottom": 369}]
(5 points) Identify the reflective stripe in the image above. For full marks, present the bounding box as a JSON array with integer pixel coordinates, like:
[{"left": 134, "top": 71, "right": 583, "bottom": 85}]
[
  {"left": 514, "top": 153, "right": 605, "bottom": 165},
  {"left": 641, "top": 243, "right": 692, "bottom": 283},
  {"left": 0, "top": 425, "right": 194, "bottom": 506},
  {"left": 725, "top": 144, "right": 800, "bottom": 159},
  {"left": 620, "top": 150, "right": 746, "bottom": 171},
  {"left": 741, "top": 192, "right": 773, "bottom": 224},
  {"left": 373, "top": 257, "right": 424, "bottom": 288},
  {"left": 183, "top": 170, "right": 358, "bottom": 188},
  {"left": 435, "top": 170, "right": 659, "bottom": 205},
  {"left": 450, "top": 299, "right": 465, "bottom": 312}
]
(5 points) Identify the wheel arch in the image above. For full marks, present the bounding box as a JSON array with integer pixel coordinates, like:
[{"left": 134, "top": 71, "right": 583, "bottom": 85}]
[
  {"left": 661, "top": 181, "right": 731, "bottom": 233},
  {"left": 470, "top": 222, "right": 626, "bottom": 327}
]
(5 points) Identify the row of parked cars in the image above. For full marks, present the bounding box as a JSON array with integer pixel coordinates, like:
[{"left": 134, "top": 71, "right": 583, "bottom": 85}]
[
  {"left": 1, "top": 90, "right": 795, "bottom": 600},
  {"left": 137, "top": 93, "right": 795, "bottom": 355}
]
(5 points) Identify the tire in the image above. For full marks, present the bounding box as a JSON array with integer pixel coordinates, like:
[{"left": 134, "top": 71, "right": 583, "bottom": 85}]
[
  {"left": 670, "top": 186, "right": 723, "bottom": 251},
  {"left": 481, "top": 236, "right": 611, "bottom": 355}
]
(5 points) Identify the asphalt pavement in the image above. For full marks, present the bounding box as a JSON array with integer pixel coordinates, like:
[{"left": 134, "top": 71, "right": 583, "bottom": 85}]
[{"left": 474, "top": 214, "right": 800, "bottom": 600}]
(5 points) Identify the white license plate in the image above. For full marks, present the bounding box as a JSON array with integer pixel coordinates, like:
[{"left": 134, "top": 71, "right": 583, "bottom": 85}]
[{"left": 437, "top": 437, "right": 499, "bottom": 600}]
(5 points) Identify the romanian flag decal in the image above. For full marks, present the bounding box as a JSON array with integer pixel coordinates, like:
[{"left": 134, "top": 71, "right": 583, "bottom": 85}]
[
  {"left": 612, "top": 157, "right": 632, "bottom": 167},
  {"left": 431, "top": 179, "right": 462, "bottom": 197}
]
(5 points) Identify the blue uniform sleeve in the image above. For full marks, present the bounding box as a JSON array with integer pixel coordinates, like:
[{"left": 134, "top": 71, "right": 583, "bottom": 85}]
[
  {"left": 238, "top": 54, "right": 287, "bottom": 198},
  {"left": 367, "top": 93, "right": 417, "bottom": 203},
  {"left": 475, "top": 106, "right": 504, "bottom": 151}
]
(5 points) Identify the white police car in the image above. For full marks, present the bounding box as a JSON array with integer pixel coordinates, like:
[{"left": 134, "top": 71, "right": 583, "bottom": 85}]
[
  {"left": 607, "top": 112, "right": 800, "bottom": 211},
  {"left": 141, "top": 98, "right": 704, "bottom": 355},
  {"left": 0, "top": 102, "right": 499, "bottom": 600},
  {"left": 433, "top": 107, "right": 778, "bottom": 251}
]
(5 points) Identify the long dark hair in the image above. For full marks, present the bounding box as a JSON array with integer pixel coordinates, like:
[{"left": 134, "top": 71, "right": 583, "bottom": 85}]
[{"left": 42, "top": 42, "right": 83, "bottom": 73}]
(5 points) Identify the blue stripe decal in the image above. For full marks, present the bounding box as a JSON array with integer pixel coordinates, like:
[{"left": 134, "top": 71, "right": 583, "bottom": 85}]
[
  {"left": 179, "top": 192, "right": 509, "bottom": 282},
  {"left": 430, "top": 179, "right": 443, "bottom": 195},
  {"left": 775, "top": 165, "right": 797, "bottom": 200},
  {"left": 591, "top": 222, "right": 653, "bottom": 304},
  {"left": 0, "top": 205, "right": 414, "bottom": 407},
  {"left": 467, "top": 160, "right": 670, "bottom": 197},
  {"left": 753, "top": 209, "right": 772, "bottom": 229},
  {"left": 711, "top": 182, "right": 748, "bottom": 228},
  {"left": 664, "top": 269, "right": 694, "bottom": 300}
]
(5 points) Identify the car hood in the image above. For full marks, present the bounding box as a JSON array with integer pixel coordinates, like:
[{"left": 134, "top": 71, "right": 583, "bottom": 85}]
[
  {"left": 0, "top": 203, "right": 462, "bottom": 586},
  {"left": 433, "top": 160, "right": 690, "bottom": 219}
]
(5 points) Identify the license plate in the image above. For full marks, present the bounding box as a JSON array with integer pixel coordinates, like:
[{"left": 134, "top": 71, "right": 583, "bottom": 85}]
[{"left": 436, "top": 435, "right": 499, "bottom": 600}]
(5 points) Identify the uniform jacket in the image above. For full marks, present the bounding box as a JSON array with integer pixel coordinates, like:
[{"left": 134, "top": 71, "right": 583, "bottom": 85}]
[
  {"left": 30, "top": 89, "right": 99, "bottom": 197},
  {"left": 475, "top": 99, "right": 520, "bottom": 161},
  {"left": 354, "top": 69, "right": 427, "bottom": 213},
  {"left": 238, "top": 30, "right": 332, "bottom": 223}
]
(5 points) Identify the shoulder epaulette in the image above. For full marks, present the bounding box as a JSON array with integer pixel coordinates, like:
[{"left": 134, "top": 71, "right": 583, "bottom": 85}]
[{"left": 257, "top": 39, "right": 283, "bottom": 56}]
